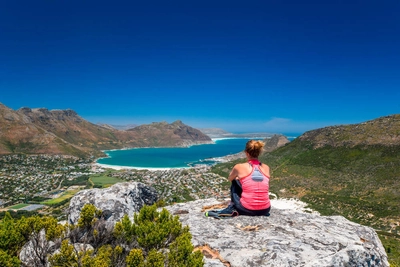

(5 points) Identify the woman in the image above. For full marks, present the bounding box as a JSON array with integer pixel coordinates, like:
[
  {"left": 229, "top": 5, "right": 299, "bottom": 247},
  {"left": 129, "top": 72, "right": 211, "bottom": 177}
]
[{"left": 225, "top": 139, "right": 271, "bottom": 216}]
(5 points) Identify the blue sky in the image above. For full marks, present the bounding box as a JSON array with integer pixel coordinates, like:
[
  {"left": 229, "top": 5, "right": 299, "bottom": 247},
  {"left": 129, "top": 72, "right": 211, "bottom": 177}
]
[{"left": 1, "top": 1, "right": 399, "bottom": 134}]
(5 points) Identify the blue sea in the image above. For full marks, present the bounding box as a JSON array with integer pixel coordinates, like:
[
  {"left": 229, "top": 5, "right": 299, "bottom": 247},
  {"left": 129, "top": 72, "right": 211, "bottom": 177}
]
[{"left": 97, "top": 136, "right": 298, "bottom": 169}]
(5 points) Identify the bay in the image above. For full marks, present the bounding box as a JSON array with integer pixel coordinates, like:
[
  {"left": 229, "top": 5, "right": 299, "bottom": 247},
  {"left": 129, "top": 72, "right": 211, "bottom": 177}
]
[{"left": 97, "top": 138, "right": 259, "bottom": 168}]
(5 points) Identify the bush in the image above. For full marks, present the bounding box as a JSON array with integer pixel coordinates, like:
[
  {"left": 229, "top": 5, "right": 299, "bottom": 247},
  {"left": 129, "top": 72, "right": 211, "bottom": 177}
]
[
  {"left": 114, "top": 204, "right": 204, "bottom": 266},
  {"left": 0, "top": 249, "right": 20, "bottom": 267},
  {"left": 1, "top": 204, "right": 204, "bottom": 266}
]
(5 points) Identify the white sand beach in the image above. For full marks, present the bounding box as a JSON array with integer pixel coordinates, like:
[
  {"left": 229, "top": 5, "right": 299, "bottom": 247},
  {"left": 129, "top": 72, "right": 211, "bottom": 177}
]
[{"left": 94, "top": 163, "right": 189, "bottom": 171}]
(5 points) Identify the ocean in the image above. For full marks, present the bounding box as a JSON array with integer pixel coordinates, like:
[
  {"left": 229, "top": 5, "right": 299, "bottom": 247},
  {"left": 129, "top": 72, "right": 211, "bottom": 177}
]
[{"left": 96, "top": 136, "right": 298, "bottom": 169}]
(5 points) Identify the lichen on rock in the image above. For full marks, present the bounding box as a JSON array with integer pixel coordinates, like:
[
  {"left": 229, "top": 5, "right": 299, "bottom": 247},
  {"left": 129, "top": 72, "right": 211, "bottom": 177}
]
[{"left": 166, "top": 198, "right": 389, "bottom": 267}]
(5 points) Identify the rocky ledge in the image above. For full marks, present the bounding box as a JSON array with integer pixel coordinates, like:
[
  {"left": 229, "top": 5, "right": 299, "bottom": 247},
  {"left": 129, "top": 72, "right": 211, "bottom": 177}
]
[
  {"left": 166, "top": 198, "right": 389, "bottom": 267},
  {"left": 67, "top": 183, "right": 388, "bottom": 267}
]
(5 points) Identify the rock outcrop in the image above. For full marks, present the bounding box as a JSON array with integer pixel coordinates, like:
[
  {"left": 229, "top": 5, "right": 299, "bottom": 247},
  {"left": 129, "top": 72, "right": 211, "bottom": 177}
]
[
  {"left": 68, "top": 182, "right": 158, "bottom": 227},
  {"left": 68, "top": 182, "right": 388, "bottom": 266},
  {"left": 166, "top": 198, "right": 389, "bottom": 267},
  {"left": 19, "top": 229, "right": 58, "bottom": 267},
  {"left": 263, "top": 134, "right": 290, "bottom": 152}
]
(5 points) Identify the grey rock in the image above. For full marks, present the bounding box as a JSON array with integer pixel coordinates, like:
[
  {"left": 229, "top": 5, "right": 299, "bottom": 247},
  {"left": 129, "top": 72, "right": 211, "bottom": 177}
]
[
  {"left": 3, "top": 112, "right": 18, "bottom": 121},
  {"left": 204, "top": 258, "right": 227, "bottom": 267},
  {"left": 68, "top": 182, "right": 158, "bottom": 227},
  {"left": 73, "top": 243, "right": 94, "bottom": 253},
  {"left": 19, "top": 229, "right": 58, "bottom": 267},
  {"left": 165, "top": 198, "right": 389, "bottom": 267}
]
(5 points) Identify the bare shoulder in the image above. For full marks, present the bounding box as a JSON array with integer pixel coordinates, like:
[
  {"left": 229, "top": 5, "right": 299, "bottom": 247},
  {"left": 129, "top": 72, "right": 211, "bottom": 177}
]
[
  {"left": 260, "top": 162, "right": 270, "bottom": 169},
  {"left": 260, "top": 162, "right": 270, "bottom": 176},
  {"left": 235, "top": 162, "right": 249, "bottom": 169}
]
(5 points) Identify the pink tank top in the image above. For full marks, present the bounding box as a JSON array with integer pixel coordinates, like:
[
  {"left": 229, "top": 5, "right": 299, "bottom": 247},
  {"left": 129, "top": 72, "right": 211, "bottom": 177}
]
[{"left": 240, "top": 159, "right": 270, "bottom": 210}]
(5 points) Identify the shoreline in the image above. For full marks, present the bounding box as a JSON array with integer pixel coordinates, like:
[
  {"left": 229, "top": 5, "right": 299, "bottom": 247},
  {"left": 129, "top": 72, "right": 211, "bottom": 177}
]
[
  {"left": 95, "top": 137, "right": 264, "bottom": 170},
  {"left": 93, "top": 151, "right": 244, "bottom": 171},
  {"left": 94, "top": 162, "right": 192, "bottom": 171}
]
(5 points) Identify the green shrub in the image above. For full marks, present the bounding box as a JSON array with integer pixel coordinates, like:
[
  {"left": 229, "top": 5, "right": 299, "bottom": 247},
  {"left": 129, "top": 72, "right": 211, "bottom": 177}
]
[
  {"left": 1, "top": 204, "right": 203, "bottom": 267},
  {"left": 0, "top": 249, "right": 20, "bottom": 267},
  {"left": 126, "top": 249, "right": 145, "bottom": 267},
  {"left": 114, "top": 204, "right": 204, "bottom": 266}
]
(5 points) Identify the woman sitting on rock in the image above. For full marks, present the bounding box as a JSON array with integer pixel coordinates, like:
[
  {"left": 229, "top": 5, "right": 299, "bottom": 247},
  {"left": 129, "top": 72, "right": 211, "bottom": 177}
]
[{"left": 222, "top": 139, "right": 271, "bottom": 216}]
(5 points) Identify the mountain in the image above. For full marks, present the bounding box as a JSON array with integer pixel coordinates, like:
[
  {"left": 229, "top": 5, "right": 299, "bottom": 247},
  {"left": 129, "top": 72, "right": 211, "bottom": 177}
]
[
  {"left": 210, "top": 114, "right": 400, "bottom": 263},
  {"left": 126, "top": 120, "right": 212, "bottom": 147},
  {"left": 298, "top": 114, "right": 400, "bottom": 148},
  {"left": 0, "top": 103, "right": 212, "bottom": 157},
  {"left": 0, "top": 104, "right": 87, "bottom": 156},
  {"left": 263, "top": 134, "right": 290, "bottom": 152},
  {"left": 96, "top": 123, "right": 138, "bottom": 131}
]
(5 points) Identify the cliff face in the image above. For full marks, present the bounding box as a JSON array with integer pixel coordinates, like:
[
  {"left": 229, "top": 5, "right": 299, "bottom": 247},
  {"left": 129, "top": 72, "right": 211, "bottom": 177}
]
[{"left": 0, "top": 103, "right": 212, "bottom": 156}]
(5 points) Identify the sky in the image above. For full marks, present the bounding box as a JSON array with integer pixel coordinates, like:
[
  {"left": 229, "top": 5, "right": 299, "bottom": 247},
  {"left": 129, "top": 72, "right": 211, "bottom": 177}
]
[{"left": 1, "top": 0, "right": 399, "bottom": 135}]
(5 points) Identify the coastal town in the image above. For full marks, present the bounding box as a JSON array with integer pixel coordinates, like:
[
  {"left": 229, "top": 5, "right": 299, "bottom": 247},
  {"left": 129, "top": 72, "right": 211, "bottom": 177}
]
[
  {"left": 0, "top": 154, "right": 93, "bottom": 209},
  {"left": 0, "top": 154, "right": 230, "bottom": 213},
  {"left": 107, "top": 166, "right": 229, "bottom": 203}
]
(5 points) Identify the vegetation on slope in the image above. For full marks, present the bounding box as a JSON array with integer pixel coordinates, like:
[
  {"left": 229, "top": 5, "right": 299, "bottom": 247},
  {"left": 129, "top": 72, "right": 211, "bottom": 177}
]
[{"left": 211, "top": 135, "right": 400, "bottom": 264}]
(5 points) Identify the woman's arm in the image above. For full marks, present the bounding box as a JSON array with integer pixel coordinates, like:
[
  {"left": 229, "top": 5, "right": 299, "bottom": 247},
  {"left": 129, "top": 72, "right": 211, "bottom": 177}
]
[{"left": 228, "top": 165, "right": 239, "bottom": 182}]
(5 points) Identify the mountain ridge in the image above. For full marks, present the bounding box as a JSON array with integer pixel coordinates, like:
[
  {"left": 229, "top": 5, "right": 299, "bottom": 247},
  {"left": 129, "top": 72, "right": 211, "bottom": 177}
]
[
  {"left": 0, "top": 103, "right": 212, "bottom": 157},
  {"left": 299, "top": 114, "right": 400, "bottom": 148}
]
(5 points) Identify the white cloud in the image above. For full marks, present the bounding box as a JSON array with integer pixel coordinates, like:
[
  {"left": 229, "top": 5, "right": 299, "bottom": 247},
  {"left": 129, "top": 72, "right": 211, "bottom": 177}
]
[
  {"left": 263, "top": 117, "right": 295, "bottom": 132},
  {"left": 264, "top": 117, "right": 292, "bottom": 127}
]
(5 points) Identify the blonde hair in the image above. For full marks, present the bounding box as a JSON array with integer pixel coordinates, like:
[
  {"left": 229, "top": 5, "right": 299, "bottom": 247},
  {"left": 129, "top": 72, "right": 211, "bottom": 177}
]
[{"left": 245, "top": 140, "right": 265, "bottom": 158}]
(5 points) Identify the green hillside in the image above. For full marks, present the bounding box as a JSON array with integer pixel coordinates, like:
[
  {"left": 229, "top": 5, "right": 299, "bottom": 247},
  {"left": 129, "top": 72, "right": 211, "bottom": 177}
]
[{"left": 211, "top": 117, "right": 400, "bottom": 264}]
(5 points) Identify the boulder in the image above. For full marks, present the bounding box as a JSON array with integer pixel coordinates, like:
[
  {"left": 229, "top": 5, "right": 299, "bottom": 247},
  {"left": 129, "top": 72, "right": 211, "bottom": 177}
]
[
  {"left": 19, "top": 229, "right": 58, "bottom": 267},
  {"left": 165, "top": 198, "right": 389, "bottom": 267},
  {"left": 68, "top": 182, "right": 158, "bottom": 227}
]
